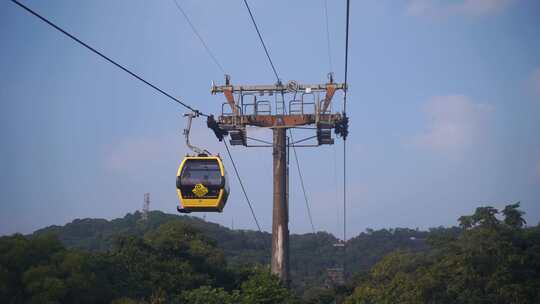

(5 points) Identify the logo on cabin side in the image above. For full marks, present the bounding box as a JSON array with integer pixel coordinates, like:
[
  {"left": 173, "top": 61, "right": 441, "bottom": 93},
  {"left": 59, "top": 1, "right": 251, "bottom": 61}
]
[{"left": 192, "top": 183, "right": 209, "bottom": 197}]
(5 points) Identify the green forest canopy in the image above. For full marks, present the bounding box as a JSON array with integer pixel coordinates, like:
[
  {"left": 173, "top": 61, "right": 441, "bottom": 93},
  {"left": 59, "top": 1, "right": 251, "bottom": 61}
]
[{"left": 1, "top": 202, "right": 538, "bottom": 303}]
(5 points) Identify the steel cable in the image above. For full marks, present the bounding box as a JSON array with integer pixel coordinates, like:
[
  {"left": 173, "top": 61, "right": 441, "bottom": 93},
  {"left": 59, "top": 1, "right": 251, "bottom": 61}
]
[
  {"left": 11, "top": 0, "right": 209, "bottom": 117},
  {"left": 223, "top": 141, "right": 262, "bottom": 232}
]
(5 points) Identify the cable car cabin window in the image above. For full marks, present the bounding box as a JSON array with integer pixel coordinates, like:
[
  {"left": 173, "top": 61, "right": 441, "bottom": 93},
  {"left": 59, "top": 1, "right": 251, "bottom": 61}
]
[{"left": 180, "top": 160, "right": 222, "bottom": 187}]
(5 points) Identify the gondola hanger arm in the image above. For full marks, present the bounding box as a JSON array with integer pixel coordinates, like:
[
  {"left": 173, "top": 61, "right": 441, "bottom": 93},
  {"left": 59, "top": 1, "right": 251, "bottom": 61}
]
[{"left": 184, "top": 112, "right": 211, "bottom": 155}]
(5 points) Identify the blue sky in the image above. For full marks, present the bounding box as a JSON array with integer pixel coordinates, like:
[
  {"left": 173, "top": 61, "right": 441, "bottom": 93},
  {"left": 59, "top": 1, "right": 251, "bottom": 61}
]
[{"left": 1, "top": 0, "right": 539, "bottom": 237}]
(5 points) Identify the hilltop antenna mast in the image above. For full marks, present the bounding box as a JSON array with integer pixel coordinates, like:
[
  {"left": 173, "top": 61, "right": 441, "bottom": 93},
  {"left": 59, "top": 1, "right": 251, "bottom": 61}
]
[
  {"left": 327, "top": 241, "right": 345, "bottom": 286},
  {"left": 142, "top": 193, "right": 150, "bottom": 221}
]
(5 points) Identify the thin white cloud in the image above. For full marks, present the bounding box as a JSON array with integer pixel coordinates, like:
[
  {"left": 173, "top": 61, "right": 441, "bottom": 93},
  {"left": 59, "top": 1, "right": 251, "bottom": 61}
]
[
  {"left": 406, "top": 0, "right": 512, "bottom": 18},
  {"left": 459, "top": 0, "right": 512, "bottom": 15},
  {"left": 530, "top": 67, "right": 540, "bottom": 97},
  {"left": 103, "top": 134, "right": 180, "bottom": 173},
  {"left": 411, "top": 95, "right": 494, "bottom": 154},
  {"left": 407, "top": 0, "right": 433, "bottom": 16},
  {"left": 102, "top": 117, "right": 234, "bottom": 174}
]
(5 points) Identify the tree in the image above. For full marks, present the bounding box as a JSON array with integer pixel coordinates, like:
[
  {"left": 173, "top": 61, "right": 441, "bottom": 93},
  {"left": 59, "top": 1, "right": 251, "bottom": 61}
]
[
  {"left": 458, "top": 215, "right": 474, "bottom": 229},
  {"left": 472, "top": 206, "right": 500, "bottom": 228},
  {"left": 346, "top": 205, "right": 540, "bottom": 304},
  {"left": 110, "top": 297, "right": 142, "bottom": 304},
  {"left": 502, "top": 202, "right": 526, "bottom": 229},
  {"left": 240, "top": 268, "right": 299, "bottom": 304},
  {"left": 183, "top": 286, "right": 239, "bottom": 304}
]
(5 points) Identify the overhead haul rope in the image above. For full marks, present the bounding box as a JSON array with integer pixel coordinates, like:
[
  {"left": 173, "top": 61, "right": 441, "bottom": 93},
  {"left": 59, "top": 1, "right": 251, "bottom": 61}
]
[
  {"left": 342, "top": 0, "right": 351, "bottom": 277},
  {"left": 324, "top": 0, "right": 333, "bottom": 74},
  {"left": 223, "top": 141, "right": 262, "bottom": 232},
  {"left": 242, "top": 0, "right": 281, "bottom": 82},
  {"left": 10, "top": 0, "right": 209, "bottom": 117},
  {"left": 171, "top": 0, "right": 226, "bottom": 75},
  {"left": 12, "top": 0, "right": 263, "bottom": 232},
  {"left": 242, "top": 0, "right": 316, "bottom": 233},
  {"left": 286, "top": 92, "right": 316, "bottom": 234},
  {"left": 322, "top": 0, "right": 343, "bottom": 240},
  {"left": 171, "top": 0, "right": 262, "bottom": 232},
  {"left": 291, "top": 141, "right": 316, "bottom": 233}
]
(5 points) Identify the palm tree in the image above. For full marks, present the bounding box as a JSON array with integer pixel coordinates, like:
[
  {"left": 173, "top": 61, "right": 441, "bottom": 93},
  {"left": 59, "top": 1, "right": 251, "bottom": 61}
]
[{"left": 502, "top": 202, "right": 526, "bottom": 229}]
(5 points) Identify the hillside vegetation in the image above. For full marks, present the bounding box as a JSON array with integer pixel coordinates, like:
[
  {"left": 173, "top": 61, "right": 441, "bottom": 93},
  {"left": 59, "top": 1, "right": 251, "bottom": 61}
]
[
  {"left": 32, "top": 210, "right": 428, "bottom": 294},
  {"left": 1, "top": 203, "right": 538, "bottom": 303},
  {"left": 1, "top": 221, "right": 295, "bottom": 303},
  {"left": 346, "top": 203, "right": 540, "bottom": 303}
]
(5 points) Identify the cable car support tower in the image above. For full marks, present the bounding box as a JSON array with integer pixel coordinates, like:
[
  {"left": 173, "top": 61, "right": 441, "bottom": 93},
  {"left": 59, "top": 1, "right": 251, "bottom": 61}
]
[
  {"left": 10, "top": 0, "right": 352, "bottom": 288},
  {"left": 210, "top": 75, "right": 348, "bottom": 283}
]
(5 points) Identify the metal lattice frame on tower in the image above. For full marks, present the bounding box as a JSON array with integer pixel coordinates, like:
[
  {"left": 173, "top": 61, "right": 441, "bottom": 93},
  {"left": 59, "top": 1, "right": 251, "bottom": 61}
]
[
  {"left": 210, "top": 75, "right": 347, "bottom": 144},
  {"left": 142, "top": 193, "right": 150, "bottom": 221},
  {"left": 208, "top": 75, "right": 348, "bottom": 283}
]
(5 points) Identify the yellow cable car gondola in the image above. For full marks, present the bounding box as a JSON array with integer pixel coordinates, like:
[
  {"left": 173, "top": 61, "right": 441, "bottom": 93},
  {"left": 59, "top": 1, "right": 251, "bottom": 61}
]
[
  {"left": 176, "top": 155, "right": 229, "bottom": 213},
  {"left": 176, "top": 113, "right": 229, "bottom": 213}
]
